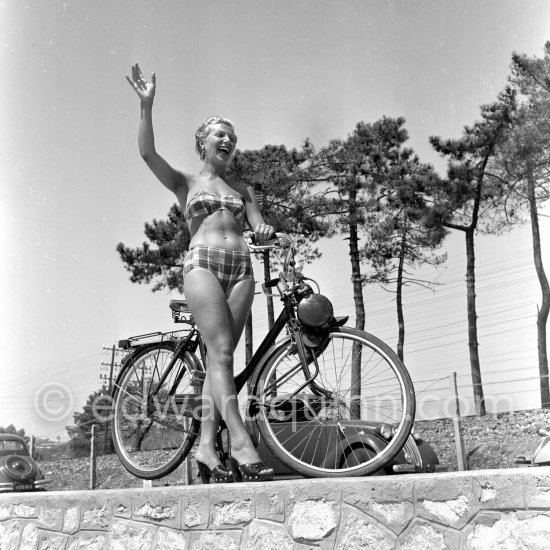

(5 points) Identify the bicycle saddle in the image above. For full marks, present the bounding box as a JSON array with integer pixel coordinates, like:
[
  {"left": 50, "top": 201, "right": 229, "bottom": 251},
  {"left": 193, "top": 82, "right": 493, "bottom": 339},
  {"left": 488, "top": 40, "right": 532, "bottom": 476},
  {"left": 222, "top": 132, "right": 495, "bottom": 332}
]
[{"left": 169, "top": 299, "right": 190, "bottom": 313}]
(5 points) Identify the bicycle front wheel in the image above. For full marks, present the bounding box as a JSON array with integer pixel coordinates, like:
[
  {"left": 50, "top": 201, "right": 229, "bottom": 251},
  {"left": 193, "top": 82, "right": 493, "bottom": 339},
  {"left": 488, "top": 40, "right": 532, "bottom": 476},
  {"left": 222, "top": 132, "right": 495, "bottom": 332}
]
[
  {"left": 254, "top": 326, "right": 415, "bottom": 477},
  {"left": 111, "top": 342, "right": 202, "bottom": 479}
]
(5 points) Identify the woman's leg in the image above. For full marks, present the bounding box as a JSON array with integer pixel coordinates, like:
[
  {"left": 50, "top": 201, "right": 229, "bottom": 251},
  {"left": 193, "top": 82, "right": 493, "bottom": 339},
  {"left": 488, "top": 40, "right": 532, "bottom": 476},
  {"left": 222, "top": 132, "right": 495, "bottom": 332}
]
[
  {"left": 223, "top": 277, "right": 263, "bottom": 463},
  {"left": 183, "top": 268, "right": 256, "bottom": 468}
]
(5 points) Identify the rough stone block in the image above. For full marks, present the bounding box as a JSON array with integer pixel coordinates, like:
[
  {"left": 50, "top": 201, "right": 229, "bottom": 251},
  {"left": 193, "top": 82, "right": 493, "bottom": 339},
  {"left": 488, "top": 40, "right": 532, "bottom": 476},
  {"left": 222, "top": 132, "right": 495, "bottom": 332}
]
[
  {"left": 109, "top": 519, "right": 156, "bottom": 549},
  {"left": 524, "top": 470, "right": 550, "bottom": 509},
  {"left": 415, "top": 471, "right": 472, "bottom": 497},
  {"left": 189, "top": 529, "right": 241, "bottom": 550},
  {"left": 418, "top": 494, "right": 470, "bottom": 526},
  {"left": 464, "top": 511, "right": 550, "bottom": 549},
  {"left": 254, "top": 485, "right": 286, "bottom": 522},
  {"left": 211, "top": 498, "right": 254, "bottom": 527},
  {"left": 0, "top": 520, "right": 22, "bottom": 550},
  {"left": 113, "top": 494, "right": 132, "bottom": 519},
  {"left": 345, "top": 476, "right": 415, "bottom": 506},
  {"left": 19, "top": 523, "right": 39, "bottom": 550},
  {"left": 286, "top": 478, "right": 342, "bottom": 504},
  {"left": 368, "top": 499, "right": 415, "bottom": 534},
  {"left": 399, "top": 520, "right": 459, "bottom": 550},
  {"left": 288, "top": 499, "right": 337, "bottom": 544},
  {"left": 81, "top": 504, "right": 111, "bottom": 530},
  {"left": 62, "top": 507, "right": 80, "bottom": 534},
  {"left": 12, "top": 503, "right": 37, "bottom": 518},
  {"left": 209, "top": 484, "right": 255, "bottom": 527},
  {"left": 335, "top": 506, "right": 396, "bottom": 550},
  {"left": 0, "top": 504, "right": 12, "bottom": 521},
  {"left": 133, "top": 497, "right": 179, "bottom": 529},
  {"left": 37, "top": 531, "right": 68, "bottom": 550},
  {"left": 38, "top": 506, "right": 63, "bottom": 531},
  {"left": 342, "top": 477, "right": 415, "bottom": 534},
  {"left": 245, "top": 518, "right": 294, "bottom": 550},
  {"left": 473, "top": 473, "right": 526, "bottom": 510},
  {"left": 416, "top": 473, "right": 476, "bottom": 528},
  {"left": 154, "top": 527, "right": 188, "bottom": 549},
  {"left": 66, "top": 531, "right": 108, "bottom": 550},
  {"left": 459, "top": 510, "right": 503, "bottom": 547},
  {"left": 182, "top": 501, "right": 208, "bottom": 530}
]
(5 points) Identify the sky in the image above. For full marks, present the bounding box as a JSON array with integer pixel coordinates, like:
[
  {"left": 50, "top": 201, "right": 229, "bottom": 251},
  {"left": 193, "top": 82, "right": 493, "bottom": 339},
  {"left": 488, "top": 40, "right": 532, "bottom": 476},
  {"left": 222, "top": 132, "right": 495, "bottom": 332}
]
[{"left": 1, "top": 0, "right": 550, "bottom": 441}]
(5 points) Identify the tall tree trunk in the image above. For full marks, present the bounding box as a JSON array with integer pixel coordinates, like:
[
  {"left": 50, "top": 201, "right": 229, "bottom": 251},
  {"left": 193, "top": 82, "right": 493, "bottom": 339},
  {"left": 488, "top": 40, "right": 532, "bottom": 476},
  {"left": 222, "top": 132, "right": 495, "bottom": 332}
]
[
  {"left": 348, "top": 187, "right": 366, "bottom": 332},
  {"left": 527, "top": 163, "right": 550, "bottom": 408},
  {"left": 396, "top": 233, "right": 407, "bottom": 361},
  {"left": 465, "top": 228, "right": 486, "bottom": 416},
  {"left": 348, "top": 184, "right": 365, "bottom": 419}
]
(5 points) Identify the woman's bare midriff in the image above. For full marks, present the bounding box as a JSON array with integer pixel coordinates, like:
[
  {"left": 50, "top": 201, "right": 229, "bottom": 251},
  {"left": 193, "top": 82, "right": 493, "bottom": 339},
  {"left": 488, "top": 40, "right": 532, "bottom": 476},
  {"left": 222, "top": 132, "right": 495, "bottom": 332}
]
[{"left": 187, "top": 210, "right": 249, "bottom": 253}]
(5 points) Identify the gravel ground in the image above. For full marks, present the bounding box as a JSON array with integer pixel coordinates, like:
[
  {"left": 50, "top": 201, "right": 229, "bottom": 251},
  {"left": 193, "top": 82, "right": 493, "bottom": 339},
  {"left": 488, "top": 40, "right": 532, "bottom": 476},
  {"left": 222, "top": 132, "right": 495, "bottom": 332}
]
[
  {"left": 39, "top": 408, "right": 550, "bottom": 491},
  {"left": 414, "top": 408, "right": 550, "bottom": 470}
]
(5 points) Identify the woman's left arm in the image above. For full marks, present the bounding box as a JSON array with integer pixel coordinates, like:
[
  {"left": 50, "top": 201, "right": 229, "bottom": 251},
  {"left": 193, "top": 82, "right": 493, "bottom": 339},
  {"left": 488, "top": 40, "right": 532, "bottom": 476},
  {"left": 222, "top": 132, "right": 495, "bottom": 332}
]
[{"left": 244, "top": 185, "right": 275, "bottom": 243}]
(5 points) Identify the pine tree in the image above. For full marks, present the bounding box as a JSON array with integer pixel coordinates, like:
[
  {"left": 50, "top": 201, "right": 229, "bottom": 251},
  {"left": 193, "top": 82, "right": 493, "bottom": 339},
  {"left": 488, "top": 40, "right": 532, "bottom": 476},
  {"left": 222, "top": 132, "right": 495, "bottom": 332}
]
[
  {"left": 493, "top": 44, "right": 550, "bottom": 407},
  {"left": 430, "top": 89, "right": 515, "bottom": 416}
]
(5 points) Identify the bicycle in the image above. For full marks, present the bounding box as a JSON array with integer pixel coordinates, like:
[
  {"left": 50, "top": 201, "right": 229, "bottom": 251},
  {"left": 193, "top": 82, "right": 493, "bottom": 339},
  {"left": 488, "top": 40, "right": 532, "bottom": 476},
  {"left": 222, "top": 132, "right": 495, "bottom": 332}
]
[{"left": 110, "top": 233, "right": 416, "bottom": 480}]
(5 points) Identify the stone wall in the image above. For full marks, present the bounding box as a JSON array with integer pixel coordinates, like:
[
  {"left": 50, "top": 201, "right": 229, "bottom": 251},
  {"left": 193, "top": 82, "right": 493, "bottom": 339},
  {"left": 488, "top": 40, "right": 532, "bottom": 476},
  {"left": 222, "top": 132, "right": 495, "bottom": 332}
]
[{"left": 1, "top": 467, "right": 550, "bottom": 549}]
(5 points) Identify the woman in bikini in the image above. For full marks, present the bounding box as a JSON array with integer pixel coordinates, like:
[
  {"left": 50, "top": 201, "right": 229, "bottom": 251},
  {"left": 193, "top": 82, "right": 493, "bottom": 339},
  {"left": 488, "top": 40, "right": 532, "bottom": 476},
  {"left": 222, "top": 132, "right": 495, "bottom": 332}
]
[{"left": 127, "top": 63, "right": 275, "bottom": 483}]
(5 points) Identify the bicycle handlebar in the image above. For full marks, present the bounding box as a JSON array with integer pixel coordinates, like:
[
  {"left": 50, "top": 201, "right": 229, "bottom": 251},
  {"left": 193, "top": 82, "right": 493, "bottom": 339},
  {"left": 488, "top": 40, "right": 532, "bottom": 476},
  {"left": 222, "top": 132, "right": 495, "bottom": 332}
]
[
  {"left": 243, "top": 231, "right": 294, "bottom": 251},
  {"left": 244, "top": 231, "right": 302, "bottom": 295}
]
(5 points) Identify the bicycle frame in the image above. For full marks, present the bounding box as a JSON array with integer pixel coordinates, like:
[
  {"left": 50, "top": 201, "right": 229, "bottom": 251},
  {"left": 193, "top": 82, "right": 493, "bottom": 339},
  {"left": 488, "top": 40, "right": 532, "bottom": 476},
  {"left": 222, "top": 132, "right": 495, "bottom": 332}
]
[{"left": 234, "top": 307, "right": 290, "bottom": 393}]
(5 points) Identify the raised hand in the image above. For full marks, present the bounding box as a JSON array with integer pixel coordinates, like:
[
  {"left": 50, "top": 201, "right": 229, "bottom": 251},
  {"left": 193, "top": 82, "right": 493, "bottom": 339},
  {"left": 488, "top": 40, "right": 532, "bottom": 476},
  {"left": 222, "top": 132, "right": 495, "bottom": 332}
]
[{"left": 126, "top": 63, "right": 156, "bottom": 104}]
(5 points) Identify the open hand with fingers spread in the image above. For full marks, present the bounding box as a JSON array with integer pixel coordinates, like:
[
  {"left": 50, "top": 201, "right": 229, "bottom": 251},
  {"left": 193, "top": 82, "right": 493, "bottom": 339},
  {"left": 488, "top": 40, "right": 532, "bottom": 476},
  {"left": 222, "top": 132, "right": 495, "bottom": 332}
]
[{"left": 126, "top": 63, "right": 156, "bottom": 104}]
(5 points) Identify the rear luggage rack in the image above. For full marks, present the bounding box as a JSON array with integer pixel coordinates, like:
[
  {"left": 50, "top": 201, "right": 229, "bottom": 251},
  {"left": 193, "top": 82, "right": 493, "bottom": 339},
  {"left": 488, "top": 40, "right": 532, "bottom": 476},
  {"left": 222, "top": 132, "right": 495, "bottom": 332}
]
[{"left": 118, "top": 329, "right": 189, "bottom": 350}]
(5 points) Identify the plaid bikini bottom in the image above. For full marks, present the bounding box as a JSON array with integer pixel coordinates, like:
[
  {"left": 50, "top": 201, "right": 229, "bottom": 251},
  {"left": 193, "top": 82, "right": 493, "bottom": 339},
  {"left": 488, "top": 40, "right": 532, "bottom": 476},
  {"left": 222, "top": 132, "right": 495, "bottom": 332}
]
[{"left": 183, "top": 245, "right": 254, "bottom": 293}]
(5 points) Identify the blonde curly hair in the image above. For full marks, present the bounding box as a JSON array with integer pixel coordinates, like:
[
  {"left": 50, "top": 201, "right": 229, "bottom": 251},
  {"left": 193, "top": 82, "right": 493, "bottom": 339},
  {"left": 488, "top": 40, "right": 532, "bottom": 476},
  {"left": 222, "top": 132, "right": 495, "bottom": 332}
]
[{"left": 195, "top": 116, "right": 236, "bottom": 160}]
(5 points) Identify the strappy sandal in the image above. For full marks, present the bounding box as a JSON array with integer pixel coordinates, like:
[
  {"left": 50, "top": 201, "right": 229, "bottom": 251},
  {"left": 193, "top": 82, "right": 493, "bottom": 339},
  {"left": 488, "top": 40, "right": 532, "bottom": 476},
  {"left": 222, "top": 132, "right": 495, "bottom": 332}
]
[
  {"left": 228, "top": 456, "right": 274, "bottom": 482},
  {"left": 196, "top": 460, "right": 234, "bottom": 484}
]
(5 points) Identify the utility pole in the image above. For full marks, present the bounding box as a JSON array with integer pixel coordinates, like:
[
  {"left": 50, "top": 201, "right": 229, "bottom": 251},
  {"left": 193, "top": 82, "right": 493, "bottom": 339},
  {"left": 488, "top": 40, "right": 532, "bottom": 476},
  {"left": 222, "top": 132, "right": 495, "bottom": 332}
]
[
  {"left": 100, "top": 345, "right": 124, "bottom": 390},
  {"left": 90, "top": 425, "right": 96, "bottom": 490}
]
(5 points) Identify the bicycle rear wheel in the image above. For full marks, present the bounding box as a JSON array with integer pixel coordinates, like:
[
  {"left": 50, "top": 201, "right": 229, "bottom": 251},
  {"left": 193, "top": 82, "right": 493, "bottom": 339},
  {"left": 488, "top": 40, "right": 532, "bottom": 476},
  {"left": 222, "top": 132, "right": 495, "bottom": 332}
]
[
  {"left": 254, "top": 326, "right": 415, "bottom": 477},
  {"left": 111, "top": 342, "right": 202, "bottom": 479}
]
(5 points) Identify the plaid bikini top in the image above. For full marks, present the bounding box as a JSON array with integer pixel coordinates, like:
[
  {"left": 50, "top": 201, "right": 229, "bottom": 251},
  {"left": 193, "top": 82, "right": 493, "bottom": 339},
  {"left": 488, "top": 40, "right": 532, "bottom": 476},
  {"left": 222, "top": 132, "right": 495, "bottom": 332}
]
[{"left": 184, "top": 190, "right": 246, "bottom": 225}]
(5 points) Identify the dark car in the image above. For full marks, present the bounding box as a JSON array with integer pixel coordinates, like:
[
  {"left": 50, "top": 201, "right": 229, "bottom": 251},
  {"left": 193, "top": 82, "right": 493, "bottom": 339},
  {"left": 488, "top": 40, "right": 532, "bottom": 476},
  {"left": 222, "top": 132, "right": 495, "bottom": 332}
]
[
  {"left": 246, "top": 394, "right": 445, "bottom": 477},
  {"left": 0, "top": 434, "right": 49, "bottom": 493}
]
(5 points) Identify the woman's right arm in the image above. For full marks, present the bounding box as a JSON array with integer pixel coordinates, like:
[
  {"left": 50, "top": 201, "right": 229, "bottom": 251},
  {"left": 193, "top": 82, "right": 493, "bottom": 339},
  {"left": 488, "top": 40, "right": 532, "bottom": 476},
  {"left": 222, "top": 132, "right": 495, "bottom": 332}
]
[{"left": 126, "top": 64, "right": 187, "bottom": 194}]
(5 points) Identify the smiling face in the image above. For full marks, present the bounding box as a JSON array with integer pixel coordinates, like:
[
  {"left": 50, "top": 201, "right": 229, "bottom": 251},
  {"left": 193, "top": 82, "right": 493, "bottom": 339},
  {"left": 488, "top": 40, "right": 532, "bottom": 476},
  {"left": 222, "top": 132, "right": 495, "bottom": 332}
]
[
  {"left": 195, "top": 116, "right": 237, "bottom": 164},
  {"left": 201, "top": 123, "right": 237, "bottom": 165}
]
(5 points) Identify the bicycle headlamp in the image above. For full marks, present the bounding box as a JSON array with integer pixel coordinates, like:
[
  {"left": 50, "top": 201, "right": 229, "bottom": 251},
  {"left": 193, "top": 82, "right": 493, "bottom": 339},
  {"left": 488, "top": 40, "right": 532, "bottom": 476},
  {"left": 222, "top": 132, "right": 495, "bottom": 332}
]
[
  {"left": 297, "top": 293, "right": 334, "bottom": 328},
  {"left": 297, "top": 293, "right": 334, "bottom": 347}
]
